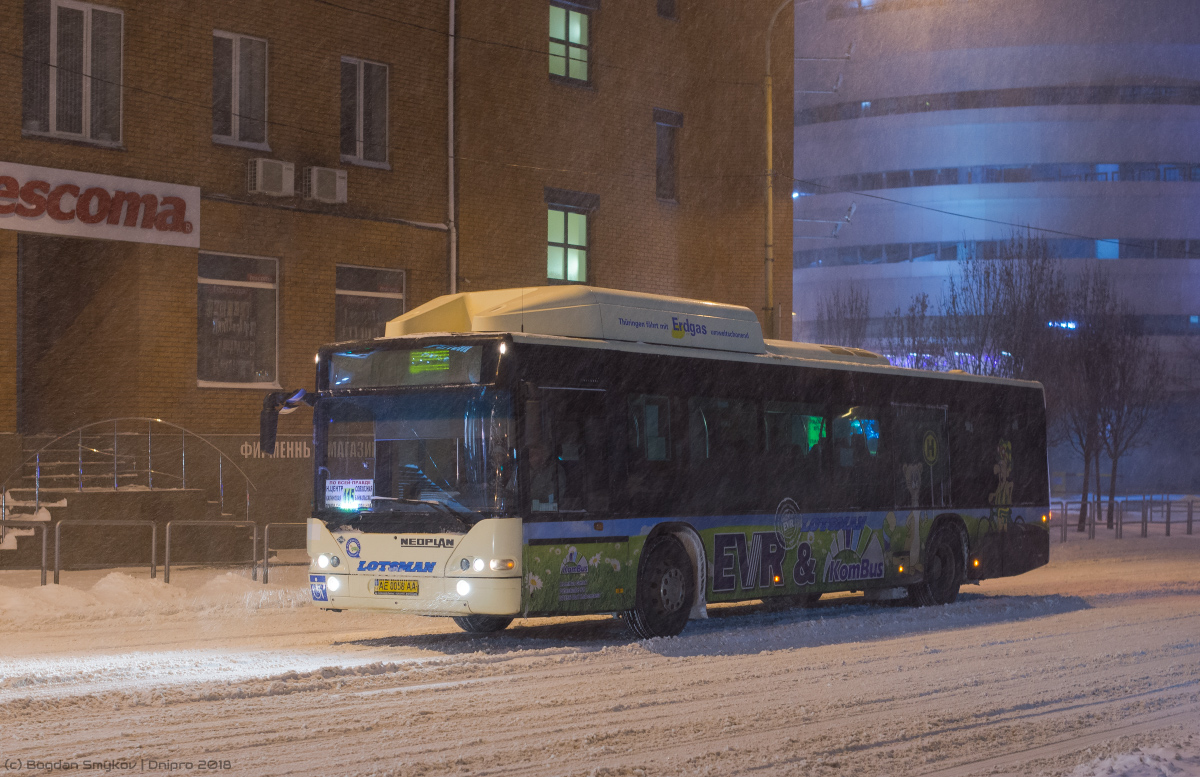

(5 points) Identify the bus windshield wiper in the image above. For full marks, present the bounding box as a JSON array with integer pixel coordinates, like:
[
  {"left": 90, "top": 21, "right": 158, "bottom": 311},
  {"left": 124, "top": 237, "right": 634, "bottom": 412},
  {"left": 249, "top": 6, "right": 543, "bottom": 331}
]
[{"left": 369, "top": 496, "right": 474, "bottom": 526}]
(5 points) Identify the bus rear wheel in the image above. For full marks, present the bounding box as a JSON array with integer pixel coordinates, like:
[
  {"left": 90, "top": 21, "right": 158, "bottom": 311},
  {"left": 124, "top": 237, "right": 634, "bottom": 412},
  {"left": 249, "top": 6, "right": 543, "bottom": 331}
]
[
  {"left": 452, "top": 615, "right": 513, "bottom": 634},
  {"left": 626, "top": 536, "right": 695, "bottom": 639},
  {"left": 908, "top": 525, "right": 964, "bottom": 607}
]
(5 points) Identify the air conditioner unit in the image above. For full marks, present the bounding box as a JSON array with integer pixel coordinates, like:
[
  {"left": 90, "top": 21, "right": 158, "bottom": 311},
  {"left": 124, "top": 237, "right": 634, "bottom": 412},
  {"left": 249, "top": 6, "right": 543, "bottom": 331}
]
[
  {"left": 302, "top": 167, "right": 348, "bottom": 204},
  {"left": 246, "top": 158, "right": 295, "bottom": 197}
]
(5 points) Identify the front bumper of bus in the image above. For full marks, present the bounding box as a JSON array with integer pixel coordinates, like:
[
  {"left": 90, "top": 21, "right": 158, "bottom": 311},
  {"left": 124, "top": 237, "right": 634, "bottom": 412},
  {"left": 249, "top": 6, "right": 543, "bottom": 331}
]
[{"left": 306, "top": 517, "right": 522, "bottom": 617}]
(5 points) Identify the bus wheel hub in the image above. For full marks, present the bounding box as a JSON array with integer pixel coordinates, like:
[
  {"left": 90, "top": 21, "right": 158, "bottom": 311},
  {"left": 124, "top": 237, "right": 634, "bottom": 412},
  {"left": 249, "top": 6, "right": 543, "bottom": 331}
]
[{"left": 660, "top": 568, "right": 686, "bottom": 612}]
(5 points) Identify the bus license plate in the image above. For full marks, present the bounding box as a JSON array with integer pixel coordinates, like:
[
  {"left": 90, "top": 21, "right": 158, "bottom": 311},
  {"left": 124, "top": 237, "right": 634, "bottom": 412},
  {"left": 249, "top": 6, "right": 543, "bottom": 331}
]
[{"left": 374, "top": 579, "right": 419, "bottom": 596}]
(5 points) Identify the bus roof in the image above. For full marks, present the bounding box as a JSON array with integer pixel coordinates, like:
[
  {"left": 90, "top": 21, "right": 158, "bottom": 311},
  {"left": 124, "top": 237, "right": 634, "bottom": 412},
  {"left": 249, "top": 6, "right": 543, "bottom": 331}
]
[
  {"left": 385, "top": 286, "right": 768, "bottom": 354},
  {"left": 380, "top": 286, "right": 1041, "bottom": 391}
]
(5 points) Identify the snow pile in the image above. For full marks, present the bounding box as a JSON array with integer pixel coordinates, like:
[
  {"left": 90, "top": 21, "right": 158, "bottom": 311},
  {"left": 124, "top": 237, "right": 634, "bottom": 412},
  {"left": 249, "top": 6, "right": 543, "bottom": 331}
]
[
  {"left": 1068, "top": 741, "right": 1200, "bottom": 777},
  {"left": 0, "top": 571, "right": 309, "bottom": 625}
]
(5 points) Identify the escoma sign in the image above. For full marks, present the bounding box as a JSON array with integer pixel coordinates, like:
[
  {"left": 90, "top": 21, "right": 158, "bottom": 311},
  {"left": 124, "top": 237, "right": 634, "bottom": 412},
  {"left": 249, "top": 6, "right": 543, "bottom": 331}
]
[{"left": 0, "top": 162, "right": 200, "bottom": 248}]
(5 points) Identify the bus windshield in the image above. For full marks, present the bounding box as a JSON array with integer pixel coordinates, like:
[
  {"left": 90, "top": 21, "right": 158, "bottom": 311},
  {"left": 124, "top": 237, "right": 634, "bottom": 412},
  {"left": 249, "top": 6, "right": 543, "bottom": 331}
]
[{"left": 315, "top": 388, "right": 514, "bottom": 527}]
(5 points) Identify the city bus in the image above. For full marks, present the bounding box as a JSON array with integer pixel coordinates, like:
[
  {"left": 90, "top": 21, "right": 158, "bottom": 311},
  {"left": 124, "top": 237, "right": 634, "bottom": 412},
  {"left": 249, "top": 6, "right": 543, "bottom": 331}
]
[{"left": 260, "top": 286, "right": 1050, "bottom": 638}]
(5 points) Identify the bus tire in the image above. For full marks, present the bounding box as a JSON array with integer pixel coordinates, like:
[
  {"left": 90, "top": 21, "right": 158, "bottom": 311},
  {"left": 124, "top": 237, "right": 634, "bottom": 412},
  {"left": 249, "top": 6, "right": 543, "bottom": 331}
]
[
  {"left": 908, "top": 524, "right": 964, "bottom": 607},
  {"left": 626, "top": 536, "right": 695, "bottom": 639},
  {"left": 452, "top": 615, "right": 513, "bottom": 634}
]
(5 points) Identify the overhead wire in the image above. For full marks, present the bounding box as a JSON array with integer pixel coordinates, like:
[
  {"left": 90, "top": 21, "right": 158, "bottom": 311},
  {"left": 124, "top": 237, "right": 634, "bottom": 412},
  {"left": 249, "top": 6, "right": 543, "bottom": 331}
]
[{"left": 786, "top": 174, "right": 1162, "bottom": 255}]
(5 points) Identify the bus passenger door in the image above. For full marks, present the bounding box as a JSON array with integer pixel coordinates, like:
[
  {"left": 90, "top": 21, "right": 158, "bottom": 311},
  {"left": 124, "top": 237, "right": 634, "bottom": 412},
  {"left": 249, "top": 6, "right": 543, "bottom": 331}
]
[{"left": 522, "top": 386, "right": 628, "bottom": 613}]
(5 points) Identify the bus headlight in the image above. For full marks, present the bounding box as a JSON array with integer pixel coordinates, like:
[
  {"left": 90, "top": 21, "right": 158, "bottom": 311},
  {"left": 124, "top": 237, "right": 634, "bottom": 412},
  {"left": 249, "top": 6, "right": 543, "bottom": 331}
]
[
  {"left": 330, "top": 555, "right": 341, "bottom": 568},
  {"left": 317, "top": 554, "right": 331, "bottom": 569},
  {"left": 456, "top": 580, "right": 471, "bottom": 597},
  {"left": 472, "top": 558, "right": 485, "bottom": 572},
  {"left": 490, "top": 559, "right": 515, "bottom": 571},
  {"left": 327, "top": 575, "right": 342, "bottom": 592}
]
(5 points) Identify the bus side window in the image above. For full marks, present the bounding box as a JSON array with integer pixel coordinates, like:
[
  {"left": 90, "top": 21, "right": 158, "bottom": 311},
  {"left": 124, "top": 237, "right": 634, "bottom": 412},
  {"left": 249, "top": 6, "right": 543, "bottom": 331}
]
[
  {"left": 686, "top": 397, "right": 759, "bottom": 512},
  {"left": 625, "top": 394, "right": 675, "bottom": 514},
  {"left": 629, "top": 394, "right": 671, "bottom": 462},
  {"left": 527, "top": 389, "right": 609, "bottom": 514},
  {"left": 830, "top": 406, "right": 885, "bottom": 510},
  {"left": 764, "top": 401, "right": 826, "bottom": 510}
]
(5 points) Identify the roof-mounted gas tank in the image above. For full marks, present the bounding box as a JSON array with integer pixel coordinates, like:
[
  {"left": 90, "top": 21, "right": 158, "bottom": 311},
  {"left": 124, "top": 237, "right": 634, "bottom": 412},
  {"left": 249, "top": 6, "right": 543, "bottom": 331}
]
[{"left": 385, "top": 286, "right": 767, "bottom": 354}]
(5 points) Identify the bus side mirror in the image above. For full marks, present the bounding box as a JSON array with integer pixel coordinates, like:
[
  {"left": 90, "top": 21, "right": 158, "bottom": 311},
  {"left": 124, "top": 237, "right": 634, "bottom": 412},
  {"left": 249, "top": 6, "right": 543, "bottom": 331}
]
[
  {"left": 260, "top": 389, "right": 311, "bottom": 455},
  {"left": 260, "top": 392, "right": 286, "bottom": 455}
]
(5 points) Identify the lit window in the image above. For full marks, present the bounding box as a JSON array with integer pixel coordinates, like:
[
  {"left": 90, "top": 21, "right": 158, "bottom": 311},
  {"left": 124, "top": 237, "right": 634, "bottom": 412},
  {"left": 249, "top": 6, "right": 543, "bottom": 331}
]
[
  {"left": 212, "top": 31, "right": 268, "bottom": 148},
  {"left": 22, "top": 0, "right": 123, "bottom": 144},
  {"left": 336, "top": 266, "right": 405, "bottom": 341},
  {"left": 341, "top": 57, "right": 389, "bottom": 166},
  {"left": 547, "top": 208, "right": 587, "bottom": 282},
  {"left": 549, "top": 3, "right": 590, "bottom": 83},
  {"left": 197, "top": 254, "right": 278, "bottom": 387}
]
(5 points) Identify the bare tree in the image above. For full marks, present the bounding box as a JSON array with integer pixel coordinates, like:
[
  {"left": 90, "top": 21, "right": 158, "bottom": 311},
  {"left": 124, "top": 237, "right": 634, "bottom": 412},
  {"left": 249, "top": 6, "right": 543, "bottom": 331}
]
[
  {"left": 1056, "top": 268, "right": 1164, "bottom": 530},
  {"left": 1098, "top": 313, "right": 1166, "bottom": 527},
  {"left": 938, "top": 233, "right": 1067, "bottom": 381},
  {"left": 816, "top": 285, "right": 871, "bottom": 348},
  {"left": 882, "top": 292, "right": 939, "bottom": 370}
]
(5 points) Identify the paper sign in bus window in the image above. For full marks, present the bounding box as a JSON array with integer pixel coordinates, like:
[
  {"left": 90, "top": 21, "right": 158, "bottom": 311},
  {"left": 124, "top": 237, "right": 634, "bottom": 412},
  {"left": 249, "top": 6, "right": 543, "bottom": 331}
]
[{"left": 325, "top": 479, "right": 374, "bottom": 510}]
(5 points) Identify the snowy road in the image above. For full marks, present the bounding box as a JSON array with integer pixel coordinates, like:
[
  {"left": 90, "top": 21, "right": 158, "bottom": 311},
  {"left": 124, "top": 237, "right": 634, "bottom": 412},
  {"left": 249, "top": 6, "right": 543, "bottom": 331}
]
[{"left": 1, "top": 535, "right": 1198, "bottom": 776}]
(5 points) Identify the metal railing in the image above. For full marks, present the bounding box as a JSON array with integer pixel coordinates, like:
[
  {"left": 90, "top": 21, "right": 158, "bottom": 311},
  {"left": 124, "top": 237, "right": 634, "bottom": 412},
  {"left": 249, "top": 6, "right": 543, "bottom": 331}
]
[
  {"left": 55, "top": 520, "right": 157, "bottom": 584},
  {"left": 164, "top": 521, "right": 257, "bottom": 584},
  {"left": 0, "top": 519, "right": 50, "bottom": 585},
  {"left": 1, "top": 418, "right": 256, "bottom": 522},
  {"left": 261, "top": 522, "right": 307, "bottom": 584},
  {"left": 1052, "top": 495, "right": 1197, "bottom": 541}
]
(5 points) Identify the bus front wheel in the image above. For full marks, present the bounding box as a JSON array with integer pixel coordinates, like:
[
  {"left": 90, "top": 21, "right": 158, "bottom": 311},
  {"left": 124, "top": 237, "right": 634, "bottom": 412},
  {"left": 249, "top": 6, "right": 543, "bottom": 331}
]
[
  {"left": 626, "top": 536, "right": 695, "bottom": 639},
  {"left": 452, "top": 615, "right": 513, "bottom": 634},
  {"left": 908, "top": 525, "right": 964, "bottom": 607}
]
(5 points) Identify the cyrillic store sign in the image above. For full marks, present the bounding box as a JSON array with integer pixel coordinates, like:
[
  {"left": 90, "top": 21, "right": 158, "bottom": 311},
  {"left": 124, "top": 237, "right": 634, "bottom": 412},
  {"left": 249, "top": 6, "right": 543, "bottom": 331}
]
[{"left": 0, "top": 162, "right": 200, "bottom": 248}]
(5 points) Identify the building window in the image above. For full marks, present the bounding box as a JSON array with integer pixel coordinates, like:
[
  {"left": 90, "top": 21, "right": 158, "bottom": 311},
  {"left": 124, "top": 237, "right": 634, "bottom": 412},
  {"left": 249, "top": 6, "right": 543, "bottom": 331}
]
[
  {"left": 341, "top": 57, "right": 389, "bottom": 166},
  {"left": 549, "top": 3, "right": 590, "bottom": 83},
  {"left": 212, "top": 31, "right": 268, "bottom": 148},
  {"left": 547, "top": 208, "right": 588, "bottom": 283},
  {"left": 335, "top": 265, "right": 406, "bottom": 341},
  {"left": 545, "top": 188, "right": 597, "bottom": 283},
  {"left": 197, "top": 253, "right": 278, "bottom": 387},
  {"left": 657, "top": 0, "right": 676, "bottom": 19},
  {"left": 22, "top": 0, "right": 123, "bottom": 144},
  {"left": 654, "top": 108, "right": 682, "bottom": 201}
]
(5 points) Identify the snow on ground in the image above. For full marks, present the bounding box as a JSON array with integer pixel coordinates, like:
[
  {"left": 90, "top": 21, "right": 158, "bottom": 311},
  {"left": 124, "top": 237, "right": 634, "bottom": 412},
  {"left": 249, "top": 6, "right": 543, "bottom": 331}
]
[{"left": 0, "top": 531, "right": 1197, "bottom": 776}]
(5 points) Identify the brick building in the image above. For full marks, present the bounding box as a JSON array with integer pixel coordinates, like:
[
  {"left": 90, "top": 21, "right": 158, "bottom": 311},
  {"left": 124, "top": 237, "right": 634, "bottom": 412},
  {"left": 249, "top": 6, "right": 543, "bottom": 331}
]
[{"left": 0, "top": 0, "right": 793, "bottom": 527}]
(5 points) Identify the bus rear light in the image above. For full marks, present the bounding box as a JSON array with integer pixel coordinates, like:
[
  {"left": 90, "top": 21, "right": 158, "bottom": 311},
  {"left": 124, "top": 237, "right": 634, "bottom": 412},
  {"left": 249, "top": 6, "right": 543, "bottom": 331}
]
[{"left": 490, "top": 559, "right": 515, "bottom": 571}]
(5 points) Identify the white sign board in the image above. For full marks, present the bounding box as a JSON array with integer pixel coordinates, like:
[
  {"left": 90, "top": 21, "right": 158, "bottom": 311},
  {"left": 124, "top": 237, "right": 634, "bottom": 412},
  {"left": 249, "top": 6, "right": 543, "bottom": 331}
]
[
  {"left": 0, "top": 162, "right": 200, "bottom": 248},
  {"left": 325, "top": 479, "right": 374, "bottom": 510}
]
